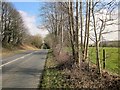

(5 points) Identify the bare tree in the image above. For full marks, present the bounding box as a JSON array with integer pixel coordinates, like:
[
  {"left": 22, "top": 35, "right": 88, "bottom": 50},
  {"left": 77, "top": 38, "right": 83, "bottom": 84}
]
[
  {"left": 91, "top": 0, "right": 118, "bottom": 74},
  {"left": 1, "top": 2, "right": 29, "bottom": 48}
]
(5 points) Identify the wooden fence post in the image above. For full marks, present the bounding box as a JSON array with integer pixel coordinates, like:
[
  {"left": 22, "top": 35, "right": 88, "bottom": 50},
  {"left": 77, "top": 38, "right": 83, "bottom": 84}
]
[{"left": 103, "top": 49, "right": 106, "bottom": 69}]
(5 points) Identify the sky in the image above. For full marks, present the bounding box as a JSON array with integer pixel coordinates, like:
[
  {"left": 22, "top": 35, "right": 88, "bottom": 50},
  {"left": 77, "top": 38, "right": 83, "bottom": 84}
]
[
  {"left": 11, "top": 1, "right": 119, "bottom": 42},
  {"left": 12, "top": 2, "right": 48, "bottom": 38}
]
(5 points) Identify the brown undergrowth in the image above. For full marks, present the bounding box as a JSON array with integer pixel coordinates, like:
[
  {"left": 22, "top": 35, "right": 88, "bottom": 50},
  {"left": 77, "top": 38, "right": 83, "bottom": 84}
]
[{"left": 62, "top": 63, "right": 120, "bottom": 89}]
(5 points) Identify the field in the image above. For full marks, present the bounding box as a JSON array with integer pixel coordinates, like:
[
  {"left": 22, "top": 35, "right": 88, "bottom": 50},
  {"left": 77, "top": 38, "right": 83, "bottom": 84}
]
[
  {"left": 65, "top": 47, "right": 120, "bottom": 74},
  {"left": 89, "top": 47, "right": 120, "bottom": 74}
]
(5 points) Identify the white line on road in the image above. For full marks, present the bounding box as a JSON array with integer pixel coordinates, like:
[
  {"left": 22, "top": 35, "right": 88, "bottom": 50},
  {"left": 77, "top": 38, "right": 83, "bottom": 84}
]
[{"left": 0, "top": 51, "right": 38, "bottom": 68}]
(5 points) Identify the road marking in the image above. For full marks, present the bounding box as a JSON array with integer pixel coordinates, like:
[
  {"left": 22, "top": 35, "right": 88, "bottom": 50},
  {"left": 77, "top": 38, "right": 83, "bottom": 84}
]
[{"left": 0, "top": 51, "right": 38, "bottom": 68}]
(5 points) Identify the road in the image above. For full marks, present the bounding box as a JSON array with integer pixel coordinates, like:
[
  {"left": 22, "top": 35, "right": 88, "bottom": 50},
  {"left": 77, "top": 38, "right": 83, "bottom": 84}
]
[{"left": 1, "top": 49, "right": 48, "bottom": 89}]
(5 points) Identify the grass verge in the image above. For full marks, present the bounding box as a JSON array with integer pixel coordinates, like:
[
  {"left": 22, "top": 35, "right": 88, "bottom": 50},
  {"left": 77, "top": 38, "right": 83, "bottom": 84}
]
[
  {"left": 1, "top": 48, "right": 26, "bottom": 58},
  {"left": 1, "top": 44, "right": 39, "bottom": 58},
  {"left": 40, "top": 50, "right": 66, "bottom": 88}
]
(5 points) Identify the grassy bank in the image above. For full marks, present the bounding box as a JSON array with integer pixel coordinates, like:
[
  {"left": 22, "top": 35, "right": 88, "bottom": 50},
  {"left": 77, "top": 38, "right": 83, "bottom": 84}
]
[
  {"left": 1, "top": 44, "right": 39, "bottom": 58},
  {"left": 1, "top": 49, "right": 25, "bottom": 58},
  {"left": 40, "top": 50, "right": 65, "bottom": 88},
  {"left": 89, "top": 47, "right": 120, "bottom": 74}
]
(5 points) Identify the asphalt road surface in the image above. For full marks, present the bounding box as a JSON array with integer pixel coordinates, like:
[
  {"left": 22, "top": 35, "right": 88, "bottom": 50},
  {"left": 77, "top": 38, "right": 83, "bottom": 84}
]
[{"left": 1, "top": 49, "right": 48, "bottom": 89}]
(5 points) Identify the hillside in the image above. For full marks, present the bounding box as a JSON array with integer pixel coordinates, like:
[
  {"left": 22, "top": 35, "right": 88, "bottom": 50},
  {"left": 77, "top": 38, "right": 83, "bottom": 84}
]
[{"left": 1, "top": 44, "right": 39, "bottom": 58}]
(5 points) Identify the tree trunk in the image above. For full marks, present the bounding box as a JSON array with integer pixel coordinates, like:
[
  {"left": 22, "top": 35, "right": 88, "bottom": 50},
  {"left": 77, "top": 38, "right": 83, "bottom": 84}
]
[
  {"left": 69, "top": 1, "right": 76, "bottom": 61},
  {"left": 83, "top": 0, "right": 88, "bottom": 60},
  {"left": 80, "top": 0, "right": 83, "bottom": 61},
  {"left": 85, "top": 1, "right": 91, "bottom": 60},
  {"left": 96, "top": 42, "right": 101, "bottom": 74},
  {"left": 92, "top": 1, "right": 101, "bottom": 74},
  {"left": 76, "top": 0, "right": 79, "bottom": 64}
]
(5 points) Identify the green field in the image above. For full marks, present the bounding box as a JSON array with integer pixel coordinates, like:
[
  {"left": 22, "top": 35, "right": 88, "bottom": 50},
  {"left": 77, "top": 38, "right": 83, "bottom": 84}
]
[{"left": 89, "top": 47, "right": 120, "bottom": 74}]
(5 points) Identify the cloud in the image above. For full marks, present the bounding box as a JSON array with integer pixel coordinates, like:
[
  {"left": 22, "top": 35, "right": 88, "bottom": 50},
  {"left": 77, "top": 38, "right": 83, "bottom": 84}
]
[
  {"left": 98, "top": 10, "right": 119, "bottom": 41},
  {"left": 19, "top": 10, "right": 118, "bottom": 43},
  {"left": 7, "top": 0, "right": 120, "bottom": 2},
  {"left": 89, "top": 8, "right": 119, "bottom": 43},
  {"left": 19, "top": 10, "right": 48, "bottom": 38}
]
